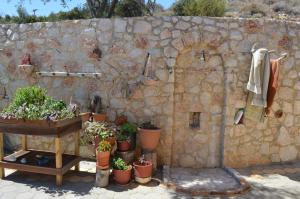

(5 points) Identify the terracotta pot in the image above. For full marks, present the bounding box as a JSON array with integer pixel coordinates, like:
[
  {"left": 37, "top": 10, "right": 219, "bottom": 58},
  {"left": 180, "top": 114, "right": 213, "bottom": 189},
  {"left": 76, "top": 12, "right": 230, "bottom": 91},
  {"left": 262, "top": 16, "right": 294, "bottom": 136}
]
[
  {"left": 96, "top": 151, "right": 110, "bottom": 169},
  {"left": 117, "top": 140, "right": 131, "bottom": 152},
  {"left": 80, "top": 112, "right": 91, "bottom": 122},
  {"left": 106, "top": 136, "right": 116, "bottom": 146},
  {"left": 113, "top": 166, "right": 132, "bottom": 185},
  {"left": 138, "top": 128, "right": 161, "bottom": 151},
  {"left": 115, "top": 115, "right": 128, "bottom": 126},
  {"left": 92, "top": 113, "right": 107, "bottom": 122},
  {"left": 133, "top": 160, "right": 152, "bottom": 178}
]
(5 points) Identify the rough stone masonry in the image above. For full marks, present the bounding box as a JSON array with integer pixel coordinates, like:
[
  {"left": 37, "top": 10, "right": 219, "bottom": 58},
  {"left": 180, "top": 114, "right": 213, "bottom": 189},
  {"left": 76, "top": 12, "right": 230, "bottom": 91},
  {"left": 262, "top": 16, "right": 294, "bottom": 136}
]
[{"left": 0, "top": 16, "right": 300, "bottom": 168}]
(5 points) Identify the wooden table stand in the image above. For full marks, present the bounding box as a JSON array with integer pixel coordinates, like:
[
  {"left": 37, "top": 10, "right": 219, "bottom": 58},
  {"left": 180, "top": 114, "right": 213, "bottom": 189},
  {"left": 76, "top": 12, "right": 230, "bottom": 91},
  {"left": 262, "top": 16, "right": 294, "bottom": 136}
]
[{"left": 0, "top": 117, "right": 82, "bottom": 186}]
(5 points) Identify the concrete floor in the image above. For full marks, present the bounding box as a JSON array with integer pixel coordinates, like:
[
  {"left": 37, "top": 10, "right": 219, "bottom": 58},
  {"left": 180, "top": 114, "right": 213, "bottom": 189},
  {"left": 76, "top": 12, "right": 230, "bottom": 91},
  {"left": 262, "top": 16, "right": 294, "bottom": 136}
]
[{"left": 1, "top": 161, "right": 300, "bottom": 198}]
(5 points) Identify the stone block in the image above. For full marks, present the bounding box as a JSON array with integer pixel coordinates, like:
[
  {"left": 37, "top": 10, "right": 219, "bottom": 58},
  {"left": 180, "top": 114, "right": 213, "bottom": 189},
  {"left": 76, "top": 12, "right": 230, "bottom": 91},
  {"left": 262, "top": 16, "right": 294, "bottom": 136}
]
[
  {"left": 279, "top": 146, "right": 297, "bottom": 162},
  {"left": 114, "top": 18, "right": 127, "bottom": 32},
  {"left": 134, "top": 21, "right": 151, "bottom": 33},
  {"left": 277, "top": 126, "right": 291, "bottom": 146}
]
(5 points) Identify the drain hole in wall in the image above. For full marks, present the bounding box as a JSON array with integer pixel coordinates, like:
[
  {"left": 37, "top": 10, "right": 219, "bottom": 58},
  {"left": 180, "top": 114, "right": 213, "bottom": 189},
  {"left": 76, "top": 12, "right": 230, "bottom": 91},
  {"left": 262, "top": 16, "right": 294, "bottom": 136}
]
[{"left": 189, "top": 112, "right": 201, "bottom": 129}]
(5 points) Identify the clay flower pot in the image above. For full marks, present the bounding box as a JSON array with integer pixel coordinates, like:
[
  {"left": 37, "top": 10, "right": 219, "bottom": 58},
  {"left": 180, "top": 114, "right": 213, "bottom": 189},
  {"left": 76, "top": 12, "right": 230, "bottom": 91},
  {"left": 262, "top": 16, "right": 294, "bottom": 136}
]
[
  {"left": 80, "top": 112, "right": 91, "bottom": 122},
  {"left": 17, "top": 64, "right": 35, "bottom": 78},
  {"left": 138, "top": 128, "right": 161, "bottom": 151},
  {"left": 92, "top": 113, "right": 107, "bottom": 122},
  {"left": 96, "top": 151, "right": 110, "bottom": 169},
  {"left": 133, "top": 160, "right": 152, "bottom": 178},
  {"left": 113, "top": 166, "right": 132, "bottom": 185},
  {"left": 117, "top": 140, "right": 131, "bottom": 152},
  {"left": 106, "top": 136, "right": 116, "bottom": 146},
  {"left": 115, "top": 115, "right": 128, "bottom": 126}
]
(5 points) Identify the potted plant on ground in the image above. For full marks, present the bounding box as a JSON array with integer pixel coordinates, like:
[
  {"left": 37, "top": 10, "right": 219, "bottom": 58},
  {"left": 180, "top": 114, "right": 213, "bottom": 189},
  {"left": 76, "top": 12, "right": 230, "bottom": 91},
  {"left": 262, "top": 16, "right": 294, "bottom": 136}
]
[
  {"left": 133, "top": 155, "right": 153, "bottom": 184},
  {"left": 90, "top": 95, "right": 106, "bottom": 122},
  {"left": 96, "top": 140, "right": 111, "bottom": 169},
  {"left": 117, "top": 134, "right": 131, "bottom": 152},
  {"left": 138, "top": 122, "right": 161, "bottom": 151},
  {"left": 112, "top": 157, "right": 132, "bottom": 185},
  {"left": 120, "top": 122, "right": 137, "bottom": 149}
]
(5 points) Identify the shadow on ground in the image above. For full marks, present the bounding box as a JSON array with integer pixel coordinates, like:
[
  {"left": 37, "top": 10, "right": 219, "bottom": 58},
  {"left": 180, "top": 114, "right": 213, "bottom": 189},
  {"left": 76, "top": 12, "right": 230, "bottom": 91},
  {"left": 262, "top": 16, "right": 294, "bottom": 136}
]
[{"left": 2, "top": 169, "right": 162, "bottom": 198}]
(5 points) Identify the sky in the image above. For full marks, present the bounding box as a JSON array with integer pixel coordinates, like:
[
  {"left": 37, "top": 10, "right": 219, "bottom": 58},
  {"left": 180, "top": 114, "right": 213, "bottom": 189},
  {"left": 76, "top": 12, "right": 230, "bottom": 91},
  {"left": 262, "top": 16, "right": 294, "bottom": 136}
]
[{"left": 0, "top": 0, "right": 176, "bottom": 16}]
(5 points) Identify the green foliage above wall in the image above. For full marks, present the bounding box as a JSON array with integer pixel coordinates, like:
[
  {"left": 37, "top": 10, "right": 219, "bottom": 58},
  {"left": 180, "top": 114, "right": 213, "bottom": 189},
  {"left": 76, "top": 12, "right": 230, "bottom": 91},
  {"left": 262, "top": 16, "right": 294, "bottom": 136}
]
[{"left": 173, "top": 0, "right": 226, "bottom": 17}]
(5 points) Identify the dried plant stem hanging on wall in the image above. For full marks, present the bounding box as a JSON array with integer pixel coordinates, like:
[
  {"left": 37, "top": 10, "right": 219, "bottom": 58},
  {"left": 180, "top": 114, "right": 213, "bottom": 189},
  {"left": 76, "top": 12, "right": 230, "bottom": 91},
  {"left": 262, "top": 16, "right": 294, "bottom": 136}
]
[{"left": 143, "top": 53, "right": 157, "bottom": 81}]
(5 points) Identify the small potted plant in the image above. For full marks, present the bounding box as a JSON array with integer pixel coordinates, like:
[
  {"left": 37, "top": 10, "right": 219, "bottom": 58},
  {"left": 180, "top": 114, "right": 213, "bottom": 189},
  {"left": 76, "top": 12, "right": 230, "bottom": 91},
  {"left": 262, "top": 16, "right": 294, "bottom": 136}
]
[
  {"left": 120, "top": 122, "right": 137, "bottom": 149},
  {"left": 90, "top": 95, "right": 106, "bottom": 122},
  {"left": 115, "top": 114, "right": 128, "bottom": 126},
  {"left": 138, "top": 122, "right": 161, "bottom": 151},
  {"left": 112, "top": 157, "right": 132, "bottom": 185},
  {"left": 98, "top": 124, "right": 116, "bottom": 147},
  {"left": 84, "top": 122, "right": 116, "bottom": 149},
  {"left": 96, "top": 140, "right": 111, "bottom": 169},
  {"left": 117, "top": 134, "right": 131, "bottom": 152},
  {"left": 133, "top": 155, "right": 153, "bottom": 184}
]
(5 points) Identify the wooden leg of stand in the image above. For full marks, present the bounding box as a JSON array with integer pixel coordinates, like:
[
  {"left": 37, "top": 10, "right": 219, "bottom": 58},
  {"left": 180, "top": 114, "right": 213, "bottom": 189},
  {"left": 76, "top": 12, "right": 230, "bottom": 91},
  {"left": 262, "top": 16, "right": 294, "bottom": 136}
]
[
  {"left": 21, "top": 135, "right": 27, "bottom": 150},
  {"left": 74, "top": 131, "right": 80, "bottom": 171},
  {"left": 0, "top": 133, "right": 4, "bottom": 178},
  {"left": 55, "top": 137, "right": 62, "bottom": 186}
]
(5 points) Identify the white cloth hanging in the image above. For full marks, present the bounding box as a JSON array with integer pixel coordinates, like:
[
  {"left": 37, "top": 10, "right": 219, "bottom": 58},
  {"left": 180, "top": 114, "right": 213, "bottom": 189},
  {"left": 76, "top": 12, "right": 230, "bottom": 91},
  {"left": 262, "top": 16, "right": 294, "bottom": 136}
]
[{"left": 247, "top": 48, "right": 270, "bottom": 107}]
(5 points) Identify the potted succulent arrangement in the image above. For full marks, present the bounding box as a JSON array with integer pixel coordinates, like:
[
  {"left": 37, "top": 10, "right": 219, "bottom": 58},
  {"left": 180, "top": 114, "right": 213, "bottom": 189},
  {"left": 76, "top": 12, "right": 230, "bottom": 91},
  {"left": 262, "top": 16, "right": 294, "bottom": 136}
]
[
  {"left": 96, "top": 140, "right": 111, "bottom": 169},
  {"left": 117, "top": 134, "right": 131, "bottom": 152},
  {"left": 138, "top": 122, "right": 161, "bottom": 151},
  {"left": 90, "top": 95, "right": 106, "bottom": 122},
  {"left": 112, "top": 157, "right": 132, "bottom": 185},
  {"left": 120, "top": 122, "right": 137, "bottom": 150},
  {"left": 0, "top": 86, "right": 76, "bottom": 120},
  {"left": 83, "top": 122, "right": 116, "bottom": 149},
  {"left": 133, "top": 155, "right": 153, "bottom": 184}
]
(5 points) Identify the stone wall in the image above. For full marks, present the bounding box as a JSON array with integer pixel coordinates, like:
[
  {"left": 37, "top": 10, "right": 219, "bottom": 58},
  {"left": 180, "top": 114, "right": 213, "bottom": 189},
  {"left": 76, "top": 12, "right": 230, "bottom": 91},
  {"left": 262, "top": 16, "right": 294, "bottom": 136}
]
[{"left": 0, "top": 16, "right": 299, "bottom": 168}]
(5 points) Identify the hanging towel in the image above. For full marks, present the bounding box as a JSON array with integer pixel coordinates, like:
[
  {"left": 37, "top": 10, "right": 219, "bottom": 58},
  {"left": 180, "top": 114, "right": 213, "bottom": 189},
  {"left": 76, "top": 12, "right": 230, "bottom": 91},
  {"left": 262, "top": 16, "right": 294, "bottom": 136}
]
[
  {"left": 247, "top": 48, "right": 270, "bottom": 107},
  {"left": 265, "top": 59, "right": 280, "bottom": 115}
]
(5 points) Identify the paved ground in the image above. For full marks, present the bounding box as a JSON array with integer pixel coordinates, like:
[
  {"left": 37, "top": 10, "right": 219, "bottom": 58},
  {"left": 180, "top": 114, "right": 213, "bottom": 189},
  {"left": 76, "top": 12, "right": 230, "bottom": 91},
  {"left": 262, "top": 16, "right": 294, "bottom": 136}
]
[
  {"left": 2, "top": 161, "right": 300, "bottom": 198},
  {"left": 235, "top": 162, "right": 300, "bottom": 199},
  {"left": 167, "top": 168, "right": 240, "bottom": 192}
]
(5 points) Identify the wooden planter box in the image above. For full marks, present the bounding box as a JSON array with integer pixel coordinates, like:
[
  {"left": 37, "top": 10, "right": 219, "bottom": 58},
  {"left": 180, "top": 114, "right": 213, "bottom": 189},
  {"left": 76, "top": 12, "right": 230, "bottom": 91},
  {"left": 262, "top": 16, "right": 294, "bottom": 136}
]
[
  {"left": 0, "top": 117, "right": 82, "bottom": 137},
  {"left": 0, "top": 117, "right": 82, "bottom": 186}
]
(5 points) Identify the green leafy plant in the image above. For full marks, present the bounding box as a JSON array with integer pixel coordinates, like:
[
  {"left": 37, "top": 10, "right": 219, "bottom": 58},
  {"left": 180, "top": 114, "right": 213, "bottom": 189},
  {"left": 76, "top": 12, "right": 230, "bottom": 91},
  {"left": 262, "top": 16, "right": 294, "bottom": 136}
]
[
  {"left": 140, "top": 122, "right": 159, "bottom": 130},
  {"left": 97, "top": 140, "right": 112, "bottom": 152},
  {"left": 120, "top": 122, "right": 137, "bottom": 135},
  {"left": 112, "top": 157, "right": 128, "bottom": 170},
  {"left": 81, "top": 122, "right": 116, "bottom": 145},
  {"left": 1, "top": 86, "right": 75, "bottom": 120},
  {"left": 173, "top": 0, "right": 226, "bottom": 17},
  {"left": 85, "top": 122, "right": 115, "bottom": 139},
  {"left": 117, "top": 133, "right": 129, "bottom": 141}
]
